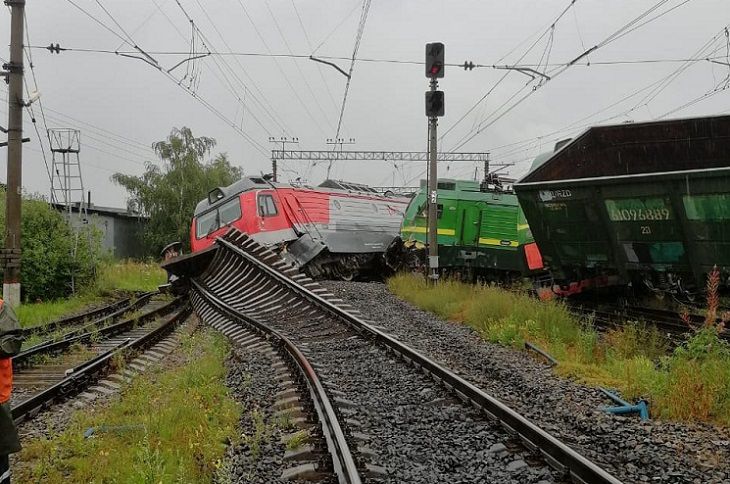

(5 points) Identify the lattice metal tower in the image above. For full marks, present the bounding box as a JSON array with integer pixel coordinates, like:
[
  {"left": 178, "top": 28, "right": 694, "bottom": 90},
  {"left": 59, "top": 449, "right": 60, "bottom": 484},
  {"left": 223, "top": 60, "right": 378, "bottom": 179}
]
[{"left": 49, "top": 128, "right": 87, "bottom": 218}]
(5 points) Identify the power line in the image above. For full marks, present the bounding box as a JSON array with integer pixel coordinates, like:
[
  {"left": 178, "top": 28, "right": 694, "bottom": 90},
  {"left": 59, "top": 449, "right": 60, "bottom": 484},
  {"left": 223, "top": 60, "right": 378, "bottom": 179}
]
[
  {"left": 65, "top": 0, "right": 132, "bottom": 46},
  {"left": 330, "top": 0, "right": 373, "bottom": 176},
  {"left": 93, "top": 0, "right": 137, "bottom": 45},
  {"left": 21, "top": 12, "right": 53, "bottom": 189},
  {"left": 30, "top": 44, "right": 729, "bottom": 69},
  {"left": 265, "top": 0, "right": 335, "bottom": 131},
  {"left": 448, "top": 0, "right": 696, "bottom": 152},
  {"left": 441, "top": 0, "right": 579, "bottom": 143},
  {"left": 234, "top": 0, "right": 328, "bottom": 137},
  {"left": 64, "top": 0, "right": 270, "bottom": 158},
  {"left": 188, "top": 0, "right": 291, "bottom": 136},
  {"left": 290, "top": 0, "right": 340, "bottom": 113}
]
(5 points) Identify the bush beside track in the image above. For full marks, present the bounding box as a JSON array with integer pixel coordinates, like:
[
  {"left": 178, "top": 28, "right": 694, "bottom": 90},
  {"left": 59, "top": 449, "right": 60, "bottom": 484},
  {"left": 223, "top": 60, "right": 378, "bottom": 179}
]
[{"left": 389, "top": 273, "right": 730, "bottom": 424}]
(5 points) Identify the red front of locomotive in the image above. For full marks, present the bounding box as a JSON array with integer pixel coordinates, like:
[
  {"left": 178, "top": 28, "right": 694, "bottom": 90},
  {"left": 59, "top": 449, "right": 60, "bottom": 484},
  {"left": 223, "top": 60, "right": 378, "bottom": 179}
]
[{"left": 190, "top": 185, "right": 326, "bottom": 252}]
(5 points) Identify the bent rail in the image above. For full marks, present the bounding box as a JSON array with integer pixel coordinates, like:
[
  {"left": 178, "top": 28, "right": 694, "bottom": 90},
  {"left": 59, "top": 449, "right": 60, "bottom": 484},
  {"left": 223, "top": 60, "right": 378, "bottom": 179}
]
[{"left": 214, "top": 230, "right": 622, "bottom": 484}]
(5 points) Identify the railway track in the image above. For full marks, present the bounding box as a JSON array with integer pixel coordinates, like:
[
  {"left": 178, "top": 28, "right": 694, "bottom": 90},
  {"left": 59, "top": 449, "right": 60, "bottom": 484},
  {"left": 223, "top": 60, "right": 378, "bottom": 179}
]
[
  {"left": 17, "top": 292, "right": 157, "bottom": 356},
  {"left": 18, "top": 292, "right": 147, "bottom": 340},
  {"left": 11, "top": 294, "right": 190, "bottom": 422},
  {"left": 192, "top": 228, "right": 622, "bottom": 484}
]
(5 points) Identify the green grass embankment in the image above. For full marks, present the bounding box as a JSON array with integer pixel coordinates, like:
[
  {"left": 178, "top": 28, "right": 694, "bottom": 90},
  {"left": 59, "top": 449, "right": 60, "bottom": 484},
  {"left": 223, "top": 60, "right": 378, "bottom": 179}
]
[
  {"left": 17, "top": 328, "right": 240, "bottom": 483},
  {"left": 17, "top": 261, "right": 167, "bottom": 329},
  {"left": 389, "top": 273, "right": 730, "bottom": 424}
]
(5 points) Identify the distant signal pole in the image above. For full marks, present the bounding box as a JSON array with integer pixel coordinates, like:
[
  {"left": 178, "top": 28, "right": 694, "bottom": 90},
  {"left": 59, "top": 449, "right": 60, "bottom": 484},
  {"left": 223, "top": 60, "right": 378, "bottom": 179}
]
[
  {"left": 425, "top": 42, "right": 445, "bottom": 282},
  {"left": 1, "top": 0, "right": 26, "bottom": 307}
]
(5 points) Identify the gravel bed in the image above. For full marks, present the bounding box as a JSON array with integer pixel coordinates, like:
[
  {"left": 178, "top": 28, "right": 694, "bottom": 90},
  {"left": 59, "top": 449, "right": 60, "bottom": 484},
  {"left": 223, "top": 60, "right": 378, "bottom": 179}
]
[
  {"left": 219, "top": 345, "right": 291, "bottom": 484},
  {"left": 307, "top": 334, "right": 558, "bottom": 484},
  {"left": 323, "top": 281, "right": 730, "bottom": 484}
]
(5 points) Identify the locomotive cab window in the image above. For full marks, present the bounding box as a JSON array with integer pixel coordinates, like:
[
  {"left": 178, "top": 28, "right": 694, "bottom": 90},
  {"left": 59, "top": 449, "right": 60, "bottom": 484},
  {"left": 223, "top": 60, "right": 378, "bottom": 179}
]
[
  {"left": 258, "top": 194, "right": 278, "bottom": 217},
  {"left": 196, "top": 209, "right": 219, "bottom": 239},
  {"left": 219, "top": 198, "right": 242, "bottom": 226},
  {"left": 196, "top": 198, "right": 242, "bottom": 239}
]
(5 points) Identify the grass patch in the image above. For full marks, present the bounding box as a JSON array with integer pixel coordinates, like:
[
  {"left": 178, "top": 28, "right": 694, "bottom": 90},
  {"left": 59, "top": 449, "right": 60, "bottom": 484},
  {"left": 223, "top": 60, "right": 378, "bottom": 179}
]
[
  {"left": 388, "top": 273, "right": 730, "bottom": 425},
  {"left": 94, "top": 260, "right": 167, "bottom": 293},
  {"left": 15, "top": 261, "right": 166, "bottom": 330},
  {"left": 17, "top": 329, "right": 241, "bottom": 483},
  {"left": 17, "top": 294, "right": 98, "bottom": 329}
]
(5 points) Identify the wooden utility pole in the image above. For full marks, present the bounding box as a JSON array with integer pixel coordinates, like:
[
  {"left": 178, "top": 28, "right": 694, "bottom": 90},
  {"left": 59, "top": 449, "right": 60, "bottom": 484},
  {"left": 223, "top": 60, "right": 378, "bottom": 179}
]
[{"left": 3, "top": 0, "right": 25, "bottom": 307}]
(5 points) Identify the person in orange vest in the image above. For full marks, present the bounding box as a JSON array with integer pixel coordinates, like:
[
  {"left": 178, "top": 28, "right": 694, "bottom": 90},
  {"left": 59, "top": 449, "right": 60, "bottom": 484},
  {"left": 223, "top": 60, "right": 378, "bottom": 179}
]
[{"left": 0, "top": 298, "right": 23, "bottom": 484}]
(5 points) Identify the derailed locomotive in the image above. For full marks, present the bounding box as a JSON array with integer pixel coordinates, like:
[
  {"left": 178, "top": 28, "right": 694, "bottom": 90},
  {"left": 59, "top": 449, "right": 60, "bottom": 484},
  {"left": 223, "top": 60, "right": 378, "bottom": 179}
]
[
  {"left": 514, "top": 114, "right": 730, "bottom": 299},
  {"left": 189, "top": 177, "right": 409, "bottom": 279}
]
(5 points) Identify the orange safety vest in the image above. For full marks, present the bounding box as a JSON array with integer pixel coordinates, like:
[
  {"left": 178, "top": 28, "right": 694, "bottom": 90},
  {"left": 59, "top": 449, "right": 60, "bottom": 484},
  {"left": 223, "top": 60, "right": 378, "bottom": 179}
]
[
  {"left": 0, "top": 358, "right": 10, "bottom": 404},
  {"left": 0, "top": 299, "right": 10, "bottom": 404}
]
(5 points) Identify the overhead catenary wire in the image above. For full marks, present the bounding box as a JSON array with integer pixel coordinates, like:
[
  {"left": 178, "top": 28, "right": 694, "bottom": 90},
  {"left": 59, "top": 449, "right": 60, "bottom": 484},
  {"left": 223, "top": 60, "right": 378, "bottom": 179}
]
[
  {"left": 234, "top": 0, "right": 329, "bottom": 137},
  {"left": 264, "top": 0, "right": 335, "bottom": 131},
  {"left": 21, "top": 11, "right": 54, "bottom": 190},
  {"left": 447, "top": 0, "right": 696, "bottom": 153},
  {"left": 327, "top": 0, "right": 373, "bottom": 179},
  {"left": 290, "top": 0, "right": 340, "bottom": 112},
  {"left": 450, "top": 0, "right": 688, "bottom": 150},
  {"left": 29, "top": 44, "right": 729, "bottom": 70},
  {"left": 441, "top": 0, "right": 579, "bottom": 144},
  {"left": 64, "top": 0, "right": 271, "bottom": 159},
  {"left": 188, "top": 0, "right": 292, "bottom": 136}
]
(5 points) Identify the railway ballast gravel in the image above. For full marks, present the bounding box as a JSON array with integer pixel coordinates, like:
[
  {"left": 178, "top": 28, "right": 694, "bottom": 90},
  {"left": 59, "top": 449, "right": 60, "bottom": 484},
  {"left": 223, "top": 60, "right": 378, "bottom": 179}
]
[{"left": 324, "top": 280, "right": 730, "bottom": 484}]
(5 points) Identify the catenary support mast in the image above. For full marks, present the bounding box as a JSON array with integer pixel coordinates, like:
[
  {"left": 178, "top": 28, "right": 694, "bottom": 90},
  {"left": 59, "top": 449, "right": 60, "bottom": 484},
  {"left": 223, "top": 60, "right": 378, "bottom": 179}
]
[{"left": 3, "top": 0, "right": 26, "bottom": 307}]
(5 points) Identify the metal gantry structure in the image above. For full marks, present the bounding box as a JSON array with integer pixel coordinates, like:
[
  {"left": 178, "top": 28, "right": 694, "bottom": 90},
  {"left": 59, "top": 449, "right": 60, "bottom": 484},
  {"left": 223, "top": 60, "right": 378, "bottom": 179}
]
[
  {"left": 49, "top": 128, "right": 90, "bottom": 295},
  {"left": 49, "top": 128, "right": 87, "bottom": 218},
  {"left": 271, "top": 150, "right": 490, "bottom": 163}
]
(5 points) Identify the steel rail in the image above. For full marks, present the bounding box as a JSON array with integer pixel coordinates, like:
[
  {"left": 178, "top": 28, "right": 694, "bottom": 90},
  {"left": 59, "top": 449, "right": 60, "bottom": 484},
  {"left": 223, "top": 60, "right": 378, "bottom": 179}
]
[
  {"left": 190, "top": 281, "right": 362, "bottom": 484},
  {"left": 13, "top": 296, "right": 179, "bottom": 368},
  {"left": 215, "top": 232, "right": 622, "bottom": 484},
  {"left": 19, "top": 291, "right": 156, "bottom": 345},
  {"left": 11, "top": 304, "right": 190, "bottom": 422},
  {"left": 19, "top": 293, "right": 145, "bottom": 337}
]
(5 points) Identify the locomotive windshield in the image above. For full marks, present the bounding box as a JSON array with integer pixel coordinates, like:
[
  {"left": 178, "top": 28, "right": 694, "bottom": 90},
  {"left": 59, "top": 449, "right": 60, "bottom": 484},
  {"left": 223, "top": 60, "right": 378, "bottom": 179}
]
[{"left": 196, "top": 198, "right": 242, "bottom": 239}]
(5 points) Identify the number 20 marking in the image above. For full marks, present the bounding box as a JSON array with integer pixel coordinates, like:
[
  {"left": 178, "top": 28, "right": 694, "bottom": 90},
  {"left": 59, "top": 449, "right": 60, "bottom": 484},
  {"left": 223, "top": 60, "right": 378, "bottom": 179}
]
[{"left": 640, "top": 226, "right": 651, "bottom": 235}]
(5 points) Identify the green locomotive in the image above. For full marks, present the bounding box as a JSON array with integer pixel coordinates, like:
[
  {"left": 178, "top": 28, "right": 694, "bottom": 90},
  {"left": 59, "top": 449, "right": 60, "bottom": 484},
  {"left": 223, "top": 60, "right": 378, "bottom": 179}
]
[{"left": 395, "top": 178, "right": 545, "bottom": 279}]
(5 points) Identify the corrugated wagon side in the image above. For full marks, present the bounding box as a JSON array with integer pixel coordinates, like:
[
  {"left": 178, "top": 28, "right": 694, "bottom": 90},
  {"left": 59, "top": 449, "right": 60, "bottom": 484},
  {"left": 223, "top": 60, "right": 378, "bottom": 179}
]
[{"left": 513, "top": 115, "right": 730, "bottom": 296}]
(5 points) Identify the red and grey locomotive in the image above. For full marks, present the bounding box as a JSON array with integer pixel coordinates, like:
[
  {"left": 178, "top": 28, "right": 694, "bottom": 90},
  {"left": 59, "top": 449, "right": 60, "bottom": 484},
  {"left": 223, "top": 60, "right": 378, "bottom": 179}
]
[{"left": 190, "top": 177, "right": 409, "bottom": 279}]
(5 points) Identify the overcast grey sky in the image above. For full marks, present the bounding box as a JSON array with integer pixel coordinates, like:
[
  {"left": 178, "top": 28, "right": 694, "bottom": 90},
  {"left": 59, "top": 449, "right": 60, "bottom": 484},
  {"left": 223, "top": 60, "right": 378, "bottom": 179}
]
[{"left": 2, "top": 0, "right": 729, "bottom": 207}]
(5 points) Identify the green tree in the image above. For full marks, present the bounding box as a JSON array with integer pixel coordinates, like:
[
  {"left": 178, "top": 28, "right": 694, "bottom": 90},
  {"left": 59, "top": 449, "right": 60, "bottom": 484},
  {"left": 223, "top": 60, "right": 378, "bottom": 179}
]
[
  {"left": 0, "top": 191, "right": 102, "bottom": 301},
  {"left": 112, "top": 127, "right": 243, "bottom": 254}
]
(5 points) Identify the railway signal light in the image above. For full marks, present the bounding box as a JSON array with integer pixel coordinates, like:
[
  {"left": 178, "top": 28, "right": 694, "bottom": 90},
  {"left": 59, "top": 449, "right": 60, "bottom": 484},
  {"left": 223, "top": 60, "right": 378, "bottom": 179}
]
[
  {"left": 425, "top": 42, "right": 445, "bottom": 78},
  {"left": 425, "top": 90, "right": 445, "bottom": 117}
]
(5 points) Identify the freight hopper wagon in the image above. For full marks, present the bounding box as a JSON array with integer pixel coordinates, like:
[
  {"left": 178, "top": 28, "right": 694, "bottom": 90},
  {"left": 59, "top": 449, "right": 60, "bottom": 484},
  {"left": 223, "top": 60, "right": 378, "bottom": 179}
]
[
  {"left": 513, "top": 115, "right": 730, "bottom": 298},
  {"left": 394, "top": 178, "right": 544, "bottom": 280},
  {"left": 188, "top": 177, "right": 409, "bottom": 280}
]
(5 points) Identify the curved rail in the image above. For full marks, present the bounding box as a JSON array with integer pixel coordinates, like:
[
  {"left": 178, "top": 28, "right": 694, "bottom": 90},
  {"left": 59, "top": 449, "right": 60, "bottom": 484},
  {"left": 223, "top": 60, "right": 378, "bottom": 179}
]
[
  {"left": 212, "top": 229, "right": 622, "bottom": 484},
  {"left": 191, "top": 281, "right": 362, "bottom": 484}
]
